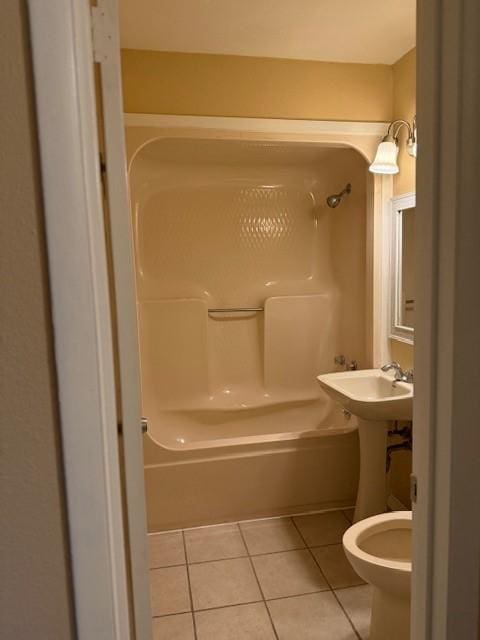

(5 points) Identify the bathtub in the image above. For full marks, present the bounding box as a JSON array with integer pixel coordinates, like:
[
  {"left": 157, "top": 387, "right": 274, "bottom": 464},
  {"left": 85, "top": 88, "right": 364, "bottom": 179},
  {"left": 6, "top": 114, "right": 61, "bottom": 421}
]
[
  {"left": 143, "top": 402, "right": 359, "bottom": 531},
  {"left": 147, "top": 396, "right": 353, "bottom": 450},
  {"left": 126, "top": 126, "right": 369, "bottom": 531}
]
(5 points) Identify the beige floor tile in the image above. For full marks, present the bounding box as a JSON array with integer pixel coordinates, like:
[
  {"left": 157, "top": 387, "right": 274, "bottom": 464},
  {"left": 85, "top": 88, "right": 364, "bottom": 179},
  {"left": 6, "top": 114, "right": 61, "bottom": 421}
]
[
  {"left": 150, "top": 566, "right": 191, "bottom": 616},
  {"left": 152, "top": 613, "right": 195, "bottom": 639},
  {"left": 267, "top": 592, "right": 357, "bottom": 640},
  {"left": 240, "top": 517, "right": 305, "bottom": 555},
  {"left": 189, "top": 557, "right": 262, "bottom": 610},
  {"left": 335, "top": 585, "right": 373, "bottom": 640},
  {"left": 312, "top": 544, "right": 364, "bottom": 589},
  {"left": 185, "top": 523, "right": 247, "bottom": 563},
  {"left": 293, "top": 511, "right": 350, "bottom": 547},
  {"left": 342, "top": 508, "right": 355, "bottom": 523},
  {"left": 252, "top": 549, "right": 328, "bottom": 599},
  {"left": 149, "top": 531, "right": 185, "bottom": 568},
  {"left": 195, "top": 602, "right": 276, "bottom": 639}
]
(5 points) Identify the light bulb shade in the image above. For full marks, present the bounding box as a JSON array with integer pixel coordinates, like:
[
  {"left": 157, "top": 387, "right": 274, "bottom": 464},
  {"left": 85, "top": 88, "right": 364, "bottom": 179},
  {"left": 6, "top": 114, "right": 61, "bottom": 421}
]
[
  {"left": 369, "top": 140, "right": 399, "bottom": 174},
  {"left": 407, "top": 139, "right": 417, "bottom": 158}
]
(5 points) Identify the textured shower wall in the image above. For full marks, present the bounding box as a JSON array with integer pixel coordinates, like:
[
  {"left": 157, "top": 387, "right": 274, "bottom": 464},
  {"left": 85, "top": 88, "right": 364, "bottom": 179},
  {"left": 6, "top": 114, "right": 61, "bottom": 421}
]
[
  {"left": 130, "top": 140, "right": 367, "bottom": 414},
  {"left": 326, "top": 149, "right": 368, "bottom": 369}
]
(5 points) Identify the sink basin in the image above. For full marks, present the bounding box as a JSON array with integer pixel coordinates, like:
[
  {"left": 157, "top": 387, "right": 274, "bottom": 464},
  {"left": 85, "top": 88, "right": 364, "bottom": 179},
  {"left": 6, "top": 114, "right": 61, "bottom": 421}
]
[
  {"left": 317, "top": 369, "right": 413, "bottom": 421},
  {"left": 317, "top": 369, "right": 413, "bottom": 521}
]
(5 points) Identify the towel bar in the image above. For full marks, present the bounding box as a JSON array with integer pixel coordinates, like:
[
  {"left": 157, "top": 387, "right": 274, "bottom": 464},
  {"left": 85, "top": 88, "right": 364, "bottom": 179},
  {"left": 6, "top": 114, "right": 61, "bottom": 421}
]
[{"left": 208, "top": 307, "right": 263, "bottom": 313}]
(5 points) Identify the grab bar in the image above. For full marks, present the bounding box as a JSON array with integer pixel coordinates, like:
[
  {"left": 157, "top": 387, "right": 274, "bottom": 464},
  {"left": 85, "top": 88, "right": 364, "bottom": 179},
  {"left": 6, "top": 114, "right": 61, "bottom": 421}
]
[{"left": 208, "top": 307, "right": 264, "bottom": 314}]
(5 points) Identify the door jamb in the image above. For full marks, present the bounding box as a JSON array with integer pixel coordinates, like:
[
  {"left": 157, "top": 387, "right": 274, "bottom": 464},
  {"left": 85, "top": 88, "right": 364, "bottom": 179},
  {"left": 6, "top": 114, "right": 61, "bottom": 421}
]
[
  {"left": 413, "top": 0, "right": 480, "bottom": 637},
  {"left": 27, "top": 1, "right": 133, "bottom": 638}
]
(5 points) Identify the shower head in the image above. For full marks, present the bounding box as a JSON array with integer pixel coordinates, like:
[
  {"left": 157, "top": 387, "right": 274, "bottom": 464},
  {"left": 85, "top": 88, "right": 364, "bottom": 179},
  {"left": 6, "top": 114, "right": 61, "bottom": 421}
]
[{"left": 326, "top": 183, "right": 352, "bottom": 208}]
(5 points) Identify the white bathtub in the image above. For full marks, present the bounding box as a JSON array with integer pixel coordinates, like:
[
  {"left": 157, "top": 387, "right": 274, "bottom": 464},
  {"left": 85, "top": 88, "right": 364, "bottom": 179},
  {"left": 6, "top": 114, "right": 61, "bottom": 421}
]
[
  {"left": 143, "top": 404, "right": 359, "bottom": 531},
  {"left": 147, "top": 396, "right": 353, "bottom": 451},
  {"left": 127, "top": 129, "right": 368, "bottom": 531}
]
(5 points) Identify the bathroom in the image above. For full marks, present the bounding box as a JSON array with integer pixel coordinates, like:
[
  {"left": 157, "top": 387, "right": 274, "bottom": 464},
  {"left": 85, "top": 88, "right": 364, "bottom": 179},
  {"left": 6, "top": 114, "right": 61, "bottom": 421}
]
[
  {"left": 8, "top": 0, "right": 480, "bottom": 638},
  {"left": 117, "top": 2, "right": 417, "bottom": 638}
]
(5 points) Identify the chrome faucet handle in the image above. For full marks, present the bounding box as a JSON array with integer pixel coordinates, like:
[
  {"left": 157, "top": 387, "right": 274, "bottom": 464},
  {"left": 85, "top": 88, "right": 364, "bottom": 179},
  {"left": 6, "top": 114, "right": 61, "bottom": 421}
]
[
  {"left": 381, "top": 361, "right": 401, "bottom": 373},
  {"left": 334, "top": 355, "right": 358, "bottom": 371},
  {"left": 381, "top": 362, "right": 414, "bottom": 383}
]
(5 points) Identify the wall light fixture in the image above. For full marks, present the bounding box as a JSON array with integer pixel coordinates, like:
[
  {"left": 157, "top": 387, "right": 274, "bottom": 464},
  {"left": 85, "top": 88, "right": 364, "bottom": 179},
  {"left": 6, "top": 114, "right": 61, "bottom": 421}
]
[{"left": 369, "top": 116, "right": 417, "bottom": 174}]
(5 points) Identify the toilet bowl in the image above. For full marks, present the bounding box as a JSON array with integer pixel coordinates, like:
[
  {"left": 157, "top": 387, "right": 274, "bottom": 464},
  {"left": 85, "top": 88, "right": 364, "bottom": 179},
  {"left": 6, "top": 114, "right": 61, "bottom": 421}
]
[{"left": 343, "top": 511, "right": 412, "bottom": 640}]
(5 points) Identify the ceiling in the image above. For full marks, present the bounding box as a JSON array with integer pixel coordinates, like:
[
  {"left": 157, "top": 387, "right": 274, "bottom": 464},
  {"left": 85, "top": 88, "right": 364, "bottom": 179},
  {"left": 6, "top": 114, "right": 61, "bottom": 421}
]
[{"left": 119, "top": 0, "right": 416, "bottom": 65}]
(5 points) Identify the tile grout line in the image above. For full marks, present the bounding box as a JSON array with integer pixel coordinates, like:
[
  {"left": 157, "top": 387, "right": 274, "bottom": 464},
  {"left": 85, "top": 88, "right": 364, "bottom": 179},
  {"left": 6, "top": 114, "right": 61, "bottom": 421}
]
[
  {"left": 149, "top": 510, "right": 365, "bottom": 635},
  {"left": 147, "top": 505, "right": 357, "bottom": 536},
  {"left": 290, "top": 516, "right": 363, "bottom": 640},
  {"left": 332, "top": 509, "right": 365, "bottom": 637},
  {"left": 152, "top": 599, "right": 265, "bottom": 618},
  {"left": 149, "top": 541, "right": 343, "bottom": 572},
  {"left": 149, "top": 541, "right": 354, "bottom": 571},
  {"left": 323, "top": 584, "right": 363, "bottom": 639},
  {"left": 328, "top": 583, "right": 365, "bottom": 592},
  {"left": 151, "top": 588, "right": 354, "bottom": 619},
  {"left": 181, "top": 530, "right": 198, "bottom": 640},
  {"left": 340, "top": 510, "right": 354, "bottom": 526},
  {"left": 236, "top": 522, "right": 280, "bottom": 640}
]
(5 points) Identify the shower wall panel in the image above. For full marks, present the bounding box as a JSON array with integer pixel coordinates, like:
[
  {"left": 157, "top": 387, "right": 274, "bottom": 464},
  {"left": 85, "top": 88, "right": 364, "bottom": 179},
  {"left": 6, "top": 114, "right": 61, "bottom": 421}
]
[
  {"left": 128, "top": 137, "right": 368, "bottom": 529},
  {"left": 131, "top": 141, "right": 367, "bottom": 414}
]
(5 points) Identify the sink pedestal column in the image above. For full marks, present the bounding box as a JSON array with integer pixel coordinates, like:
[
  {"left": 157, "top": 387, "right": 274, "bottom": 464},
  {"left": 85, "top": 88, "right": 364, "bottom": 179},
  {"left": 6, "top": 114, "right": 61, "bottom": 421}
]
[{"left": 354, "top": 419, "right": 389, "bottom": 522}]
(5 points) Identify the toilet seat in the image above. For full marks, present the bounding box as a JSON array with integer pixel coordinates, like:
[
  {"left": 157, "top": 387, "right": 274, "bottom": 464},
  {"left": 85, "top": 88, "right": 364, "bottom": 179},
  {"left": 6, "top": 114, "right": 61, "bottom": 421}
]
[
  {"left": 343, "top": 512, "right": 412, "bottom": 640},
  {"left": 343, "top": 511, "right": 412, "bottom": 572}
]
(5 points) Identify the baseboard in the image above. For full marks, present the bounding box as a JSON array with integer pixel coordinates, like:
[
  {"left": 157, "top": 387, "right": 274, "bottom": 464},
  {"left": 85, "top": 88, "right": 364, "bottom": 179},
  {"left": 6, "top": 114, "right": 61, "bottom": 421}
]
[{"left": 149, "top": 503, "right": 356, "bottom": 534}]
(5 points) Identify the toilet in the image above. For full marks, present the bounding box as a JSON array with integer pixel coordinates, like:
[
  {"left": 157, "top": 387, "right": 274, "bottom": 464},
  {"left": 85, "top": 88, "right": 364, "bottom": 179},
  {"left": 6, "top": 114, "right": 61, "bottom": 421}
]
[{"left": 343, "top": 511, "right": 412, "bottom": 640}]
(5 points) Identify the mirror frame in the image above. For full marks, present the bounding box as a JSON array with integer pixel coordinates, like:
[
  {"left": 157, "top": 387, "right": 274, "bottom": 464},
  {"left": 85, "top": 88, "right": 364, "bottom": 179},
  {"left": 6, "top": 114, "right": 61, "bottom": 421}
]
[{"left": 390, "top": 192, "right": 416, "bottom": 344}]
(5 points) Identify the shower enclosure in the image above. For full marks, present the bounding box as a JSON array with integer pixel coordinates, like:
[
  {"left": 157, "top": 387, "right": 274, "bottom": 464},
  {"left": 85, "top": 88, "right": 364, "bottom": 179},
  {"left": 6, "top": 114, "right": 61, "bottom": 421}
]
[{"left": 126, "top": 122, "right": 376, "bottom": 531}]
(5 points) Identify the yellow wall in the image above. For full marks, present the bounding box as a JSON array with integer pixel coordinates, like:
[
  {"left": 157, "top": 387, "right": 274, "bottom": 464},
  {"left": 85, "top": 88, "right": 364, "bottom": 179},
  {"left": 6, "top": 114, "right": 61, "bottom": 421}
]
[
  {"left": 390, "top": 339, "right": 414, "bottom": 370},
  {"left": 121, "top": 49, "right": 393, "bottom": 122},
  {"left": 1, "top": 2, "right": 74, "bottom": 636},
  {"left": 389, "top": 48, "right": 416, "bottom": 507},
  {"left": 393, "top": 48, "right": 416, "bottom": 197},
  {"left": 390, "top": 48, "right": 416, "bottom": 371}
]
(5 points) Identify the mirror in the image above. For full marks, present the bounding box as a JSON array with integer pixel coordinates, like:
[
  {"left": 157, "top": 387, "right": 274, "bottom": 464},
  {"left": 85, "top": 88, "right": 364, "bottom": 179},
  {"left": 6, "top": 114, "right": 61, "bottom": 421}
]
[{"left": 390, "top": 193, "right": 415, "bottom": 344}]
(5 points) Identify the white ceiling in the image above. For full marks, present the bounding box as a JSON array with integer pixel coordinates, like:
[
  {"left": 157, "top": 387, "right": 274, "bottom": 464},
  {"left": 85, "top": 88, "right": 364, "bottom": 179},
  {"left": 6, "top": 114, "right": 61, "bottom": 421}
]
[{"left": 119, "top": 0, "right": 416, "bottom": 65}]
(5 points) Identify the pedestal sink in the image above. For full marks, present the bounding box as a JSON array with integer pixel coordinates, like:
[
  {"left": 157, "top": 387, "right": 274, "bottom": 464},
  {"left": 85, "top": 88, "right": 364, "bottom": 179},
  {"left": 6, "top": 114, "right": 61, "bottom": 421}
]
[{"left": 317, "top": 369, "right": 413, "bottom": 522}]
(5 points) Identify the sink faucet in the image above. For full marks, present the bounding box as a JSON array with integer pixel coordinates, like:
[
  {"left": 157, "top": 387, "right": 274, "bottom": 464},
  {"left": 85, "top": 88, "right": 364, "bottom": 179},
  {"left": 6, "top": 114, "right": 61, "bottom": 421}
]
[{"left": 381, "top": 362, "right": 414, "bottom": 383}]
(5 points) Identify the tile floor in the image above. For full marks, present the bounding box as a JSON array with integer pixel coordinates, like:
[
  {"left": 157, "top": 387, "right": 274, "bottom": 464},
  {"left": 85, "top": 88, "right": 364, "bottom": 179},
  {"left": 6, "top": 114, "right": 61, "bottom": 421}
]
[{"left": 148, "top": 509, "right": 372, "bottom": 639}]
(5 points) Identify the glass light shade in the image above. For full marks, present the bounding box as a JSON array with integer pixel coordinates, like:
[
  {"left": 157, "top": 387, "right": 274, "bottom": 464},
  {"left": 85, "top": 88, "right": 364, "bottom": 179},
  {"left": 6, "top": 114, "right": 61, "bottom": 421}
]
[
  {"left": 369, "top": 140, "right": 399, "bottom": 174},
  {"left": 407, "top": 139, "right": 417, "bottom": 158}
]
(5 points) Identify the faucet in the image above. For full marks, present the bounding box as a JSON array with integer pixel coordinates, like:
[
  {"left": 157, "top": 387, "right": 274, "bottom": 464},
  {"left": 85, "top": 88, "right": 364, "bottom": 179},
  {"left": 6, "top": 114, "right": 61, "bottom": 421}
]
[
  {"left": 334, "top": 355, "right": 358, "bottom": 371},
  {"left": 381, "top": 362, "right": 414, "bottom": 383}
]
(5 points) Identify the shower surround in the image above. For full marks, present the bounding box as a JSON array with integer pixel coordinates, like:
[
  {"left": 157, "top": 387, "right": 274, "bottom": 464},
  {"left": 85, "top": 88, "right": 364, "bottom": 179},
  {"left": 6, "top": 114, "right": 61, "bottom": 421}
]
[{"left": 127, "top": 133, "right": 370, "bottom": 531}]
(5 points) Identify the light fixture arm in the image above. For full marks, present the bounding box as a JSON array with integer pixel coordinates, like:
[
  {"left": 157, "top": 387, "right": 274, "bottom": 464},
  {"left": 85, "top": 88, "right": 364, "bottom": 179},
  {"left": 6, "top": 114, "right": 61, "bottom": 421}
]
[
  {"left": 387, "top": 119, "right": 410, "bottom": 141},
  {"left": 369, "top": 115, "right": 417, "bottom": 174},
  {"left": 383, "top": 117, "right": 417, "bottom": 158}
]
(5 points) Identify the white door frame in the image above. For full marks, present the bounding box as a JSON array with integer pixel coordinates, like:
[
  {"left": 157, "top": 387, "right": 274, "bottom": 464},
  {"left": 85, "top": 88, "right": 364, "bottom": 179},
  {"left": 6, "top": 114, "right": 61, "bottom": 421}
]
[
  {"left": 27, "top": 1, "right": 149, "bottom": 639},
  {"left": 26, "top": 0, "right": 480, "bottom": 638},
  {"left": 92, "top": 2, "right": 153, "bottom": 639}
]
